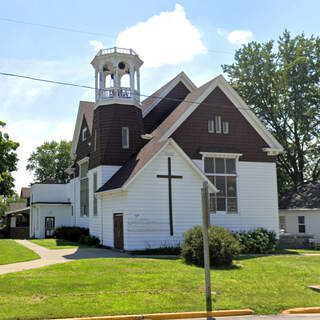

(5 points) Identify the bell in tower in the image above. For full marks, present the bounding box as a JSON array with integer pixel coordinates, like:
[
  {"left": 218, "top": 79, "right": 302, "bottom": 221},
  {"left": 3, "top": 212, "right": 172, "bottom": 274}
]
[{"left": 91, "top": 47, "right": 143, "bottom": 106}]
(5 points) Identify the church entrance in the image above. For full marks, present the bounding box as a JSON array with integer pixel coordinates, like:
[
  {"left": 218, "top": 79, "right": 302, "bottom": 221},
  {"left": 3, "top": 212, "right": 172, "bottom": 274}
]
[
  {"left": 113, "top": 213, "right": 124, "bottom": 250},
  {"left": 45, "top": 217, "right": 55, "bottom": 238}
]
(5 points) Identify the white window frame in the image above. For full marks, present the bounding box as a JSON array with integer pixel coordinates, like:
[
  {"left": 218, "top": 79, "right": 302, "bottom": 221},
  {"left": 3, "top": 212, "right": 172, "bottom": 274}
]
[
  {"left": 82, "top": 127, "right": 88, "bottom": 142},
  {"left": 79, "top": 159, "right": 89, "bottom": 217},
  {"left": 201, "top": 152, "right": 242, "bottom": 215},
  {"left": 122, "top": 127, "right": 129, "bottom": 149},
  {"left": 215, "top": 116, "right": 221, "bottom": 134},
  {"left": 93, "top": 171, "right": 98, "bottom": 217},
  {"left": 223, "top": 121, "right": 229, "bottom": 134},
  {"left": 208, "top": 120, "right": 214, "bottom": 133},
  {"left": 298, "top": 216, "right": 306, "bottom": 233}
]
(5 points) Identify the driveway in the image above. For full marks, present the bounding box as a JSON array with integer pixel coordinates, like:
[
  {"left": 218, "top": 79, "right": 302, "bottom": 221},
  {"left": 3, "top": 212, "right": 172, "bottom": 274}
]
[{"left": 0, "top": 239, "right": 129, "bottom": 275}]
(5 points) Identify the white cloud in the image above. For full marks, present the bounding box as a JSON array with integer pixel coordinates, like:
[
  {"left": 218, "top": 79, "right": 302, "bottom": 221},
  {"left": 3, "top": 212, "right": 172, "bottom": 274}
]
[
  {"left": 227, "top": 30, "right": 253, "bottom": 45},
  {"left": 113, "top": 3, "right": 207, "bottom": 67},
  {"left": 89, "top": 40, "right": 104, "bottom": 52}
]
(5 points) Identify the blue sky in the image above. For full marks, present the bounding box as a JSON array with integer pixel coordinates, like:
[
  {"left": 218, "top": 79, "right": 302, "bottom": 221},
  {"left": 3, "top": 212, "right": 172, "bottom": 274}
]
[{"left": 0, "top": 0, "right": 319, "bottom": 192}]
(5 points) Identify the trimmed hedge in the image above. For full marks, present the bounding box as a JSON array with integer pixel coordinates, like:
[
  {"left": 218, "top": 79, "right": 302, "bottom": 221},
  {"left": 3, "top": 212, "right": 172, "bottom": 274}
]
[
  {"left": 233, "top": 228, "right": 277, "bottom": 254},
  {"left": 54, "top": 226, "right": 100, "bottom": 247},
  {"left": 53, "top": 226, "right": 89, "bottom": 242},
  {"left": 181, "top": 225, "right": 241, "bottom": 267}
]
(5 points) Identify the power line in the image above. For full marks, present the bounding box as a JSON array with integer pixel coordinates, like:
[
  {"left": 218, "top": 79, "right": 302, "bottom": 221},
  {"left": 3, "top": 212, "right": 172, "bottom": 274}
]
[
  {"left": 0, "top": 71, "right": 253, "bottom": 111},
  {"left": 0, "top": 17, "right": 234, "bottom": 55}
]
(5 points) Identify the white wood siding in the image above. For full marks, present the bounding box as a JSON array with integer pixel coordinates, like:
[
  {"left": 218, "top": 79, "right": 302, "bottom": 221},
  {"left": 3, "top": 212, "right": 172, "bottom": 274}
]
[
  {"left": 125, "top": 145, "right": 204, "bottom": 250},
  {"left": 211, "top": 161, "right": 279, "bottom": 233},
  {"left": 279, "top": 210, "right": 320, "bottom": 237},
  {"left": 31, "top": 204, "right": 72, "bottom": 239}
]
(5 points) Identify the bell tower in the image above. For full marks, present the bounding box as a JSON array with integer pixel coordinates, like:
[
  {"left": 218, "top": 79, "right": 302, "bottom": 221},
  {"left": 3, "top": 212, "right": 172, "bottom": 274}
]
[
  {"left": 91, "top": 47, "right": 143, "bottom": 107},
  {"left": 89, "top": 48, "right": 145, "bottom": 169}
]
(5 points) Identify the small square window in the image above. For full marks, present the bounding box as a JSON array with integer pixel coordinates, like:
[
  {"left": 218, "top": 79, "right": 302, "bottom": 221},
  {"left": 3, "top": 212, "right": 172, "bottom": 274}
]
[{"left": 223, "top": 121, "right": 229, "bottom": 134}]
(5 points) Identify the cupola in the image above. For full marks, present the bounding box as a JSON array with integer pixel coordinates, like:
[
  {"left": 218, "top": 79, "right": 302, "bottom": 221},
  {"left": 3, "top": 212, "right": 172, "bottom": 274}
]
[{"left": 91, "top": 47, "right": 143, "bottom": 107}]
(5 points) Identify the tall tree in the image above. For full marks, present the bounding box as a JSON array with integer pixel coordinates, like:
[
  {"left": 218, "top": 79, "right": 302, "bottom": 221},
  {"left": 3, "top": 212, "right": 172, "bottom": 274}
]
[
  {"left": 222, "top": 30, "right": 320, "bottom": 194},
  {"left": 27, "top": 140, "right": 72, "bottom": 183},
  {"left": 0, "top": 121, "right": 19, "bottom": 197}
]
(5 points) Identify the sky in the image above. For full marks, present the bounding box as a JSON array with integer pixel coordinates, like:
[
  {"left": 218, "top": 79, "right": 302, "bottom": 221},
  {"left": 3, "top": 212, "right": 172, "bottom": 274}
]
[{"left": 0, "top": 0, "right": 319, "bottom": 193}]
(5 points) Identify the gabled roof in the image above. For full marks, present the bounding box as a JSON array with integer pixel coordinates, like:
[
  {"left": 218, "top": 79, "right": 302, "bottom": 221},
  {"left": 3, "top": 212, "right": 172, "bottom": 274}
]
[
  {"left": 279, "top": 183, "right": 320, "bottom": 210},
  {"left": 97, "top": 138, "right": 217, "bottom": 195},
  {"left": 70, "top": 101, "right": 94, "bottom": 158},
  {"left": 141, "top": 72, "right": 197, "bottom": 118},
  {"left": 156, "top": 75, "right": 283, "bottom": 154}
]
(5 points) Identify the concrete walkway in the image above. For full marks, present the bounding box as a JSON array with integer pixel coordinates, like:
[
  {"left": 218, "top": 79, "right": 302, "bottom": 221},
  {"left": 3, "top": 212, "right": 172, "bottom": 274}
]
[{"left": 0, "top": 240, "right": 129, "bottom": 275}]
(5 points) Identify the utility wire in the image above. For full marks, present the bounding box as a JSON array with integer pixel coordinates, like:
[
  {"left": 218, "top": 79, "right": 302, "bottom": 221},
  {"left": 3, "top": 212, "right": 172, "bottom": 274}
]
[
  {"left": 0, "top": 17, "right": 234, "bottom": 55},
  {"left": 0, "top": 71, "right": 254, "bottom": 111}
]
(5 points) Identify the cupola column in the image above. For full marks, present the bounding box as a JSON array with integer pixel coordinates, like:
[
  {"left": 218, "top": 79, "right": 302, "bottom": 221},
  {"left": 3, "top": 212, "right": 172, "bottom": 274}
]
[
  {"left": 129, "top": 64, "right": 135, "bottom": 94},
  {"left": 136, "top": 69, "right": 140, "bottom": 101}
]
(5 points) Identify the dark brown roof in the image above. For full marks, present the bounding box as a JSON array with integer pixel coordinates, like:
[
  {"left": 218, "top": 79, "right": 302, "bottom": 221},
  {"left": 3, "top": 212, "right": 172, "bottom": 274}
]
[
  {"left": 97, "top": 77, "right": 217, "bottom": 193},
  {"left": 279, "top": 183, "right": 320, "bottom": 210},
  {"left": 20, "top": 187, "right": 30, "bottom": 199},
  {"left": 79, "top": 101, "right": 94, "bottom": 133}
]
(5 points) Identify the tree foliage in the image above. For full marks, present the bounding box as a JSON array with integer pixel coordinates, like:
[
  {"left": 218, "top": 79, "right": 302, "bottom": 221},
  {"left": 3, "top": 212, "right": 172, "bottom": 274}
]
[
  {"left": 0, "top": 121, "right": 19, "bottom": 197},
  {"left": 26, "top": 140, "right": 72, "bottom": 183},
  {"left": 222, "top": 30, "right": 320, "bottom": 194}
]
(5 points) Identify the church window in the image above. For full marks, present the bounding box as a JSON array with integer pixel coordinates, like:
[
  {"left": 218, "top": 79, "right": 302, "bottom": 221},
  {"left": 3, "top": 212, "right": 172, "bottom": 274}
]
[
  {"left": 80, "top": 161, "right": 89, "bottom": 216},
  {"left": 298, "top": 216, "right": 305, "bottom": 233},
  {"left": 208, "top": 120, "right": 214, "bottom": 133},
  {"left": 215, "top": 116, "right": 221, "bottom": 133},
  {"left": 122, "top": 127, "right": 129, "bottom": 149},
  {"left": 94, "top": 130, "right": 97, "bottom": 151},
  {"left": 82, "top": 127, "right": 88, "bottom": 142},
  {"left": 93, "top": 172, "right": 98, "bottom": 216},
  {"left": 279, "top": 216, "right": 286, "bottom": 232},
  {"left": 223, "top": 121, "right": 229, "bottom": 134},
  {"left": 204, "top": 157, "right": 237, "bottom": 213}
]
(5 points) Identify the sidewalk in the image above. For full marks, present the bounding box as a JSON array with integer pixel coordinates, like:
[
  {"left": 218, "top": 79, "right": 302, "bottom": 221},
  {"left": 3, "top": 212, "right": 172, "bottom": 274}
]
[{"left": 0, "top": 239, "right": 129, "bottom": 275}]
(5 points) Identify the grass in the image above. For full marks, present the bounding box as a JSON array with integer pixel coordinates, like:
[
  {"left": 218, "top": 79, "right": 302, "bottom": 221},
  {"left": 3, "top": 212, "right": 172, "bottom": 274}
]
[
  {"left": 0, "top": 239, "right": 40, "bottom": 265},
  {"left": 1, "top": 255, "right": 320, "bottom": 319},
  {"left": 29, "top": 238, "right": 92, "bottom": 249}
]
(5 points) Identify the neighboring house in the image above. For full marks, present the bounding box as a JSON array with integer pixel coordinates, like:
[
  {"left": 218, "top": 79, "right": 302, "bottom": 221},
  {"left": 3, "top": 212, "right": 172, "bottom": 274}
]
[
  {"left": 279, "top": 183, "right": 320, "bottom": 237},
  {"left": 30, "top": 47, "right": 283, "bottom": 250},
  {"left": 5, "top": 187, "right": 30, "bottom": 238}
]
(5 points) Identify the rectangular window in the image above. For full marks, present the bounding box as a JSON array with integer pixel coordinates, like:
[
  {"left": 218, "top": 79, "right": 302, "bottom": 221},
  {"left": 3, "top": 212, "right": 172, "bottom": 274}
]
[
  {"left": 93, "top": 172, "right": 98, "bottom": 216},
  {"left": 80, "top": 161, "right": 89, "bottom": 217},
  {"left": 279, "top": 216, "right": 286, "bottom": 232},
  {"left": 223, "top": 121, "right": 229, "bottom": 134},
  {"left": 204, "top": 157, "right": 237, "bottom": 213},
  {"left": 82, "top": 127, "right": 88, "bottom": 142},
  {"left": 298, "top": 216, "right": 305, "bottom": 233},
  {"left": 215, "top": 116, "right": 221, "bottom": 133},
  {"left": 208, "top": 120, "right": 214, "bottom": 133},
  {"left": 122, "top": 127, "right": 129, "bottom": 149}
]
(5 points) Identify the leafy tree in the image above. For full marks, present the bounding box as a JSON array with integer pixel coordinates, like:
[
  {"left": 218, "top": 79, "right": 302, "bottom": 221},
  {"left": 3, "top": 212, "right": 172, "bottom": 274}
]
[
  {"left": 0, "top": 121, "right": 19, "bottom": 197},
  {"left": 222, "top": 30, "right": 320, "bottom": 194},
  {"left": 27, "top": 140, "right": 72, "bottom": 183}
]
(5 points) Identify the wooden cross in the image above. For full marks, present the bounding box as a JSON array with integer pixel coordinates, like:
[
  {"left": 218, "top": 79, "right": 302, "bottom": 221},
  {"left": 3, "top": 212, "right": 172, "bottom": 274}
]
[{"left": 157, "top": 157, "right": 183, "bottom": 236}]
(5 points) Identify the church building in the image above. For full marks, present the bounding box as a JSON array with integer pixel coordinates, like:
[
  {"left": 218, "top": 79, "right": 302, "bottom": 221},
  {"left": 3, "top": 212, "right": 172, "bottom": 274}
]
[{"left": 29, "top": 47, "right": 283, "bottom": 250}]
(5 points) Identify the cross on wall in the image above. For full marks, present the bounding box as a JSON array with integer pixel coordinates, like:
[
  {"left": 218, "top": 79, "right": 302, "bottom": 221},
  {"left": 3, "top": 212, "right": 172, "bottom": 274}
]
[{"left": 157, "top": 157, "right": 183, "bottom": 236}]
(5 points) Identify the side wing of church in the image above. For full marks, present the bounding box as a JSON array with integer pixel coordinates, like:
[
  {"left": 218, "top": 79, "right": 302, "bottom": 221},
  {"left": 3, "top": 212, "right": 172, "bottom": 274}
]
[{"left": 29, "top": 47, "right": 283, "bottom": 250}]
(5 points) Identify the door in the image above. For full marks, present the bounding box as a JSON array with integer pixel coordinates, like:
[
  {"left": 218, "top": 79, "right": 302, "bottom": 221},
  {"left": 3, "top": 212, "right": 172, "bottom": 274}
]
[
  {"left": 114, "top": 213, "right": 124, "bottom": 250},
  {"left": 45, "top": 217, "right": 55, "bottom": 238}
]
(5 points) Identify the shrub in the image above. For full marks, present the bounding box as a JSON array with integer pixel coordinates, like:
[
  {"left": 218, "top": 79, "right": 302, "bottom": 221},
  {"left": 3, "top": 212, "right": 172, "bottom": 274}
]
[
  {"left": 79, "top": 234, "right": 100, "bottom": 247},
  {"left": 53, "top": 226, "right": 89, "bottom": 242},
  {"left": 233, "top": 228, "right": 277, "bottom": 254},
  {"left": 181, "top": 225, "right": 241, "bottom": 267}
]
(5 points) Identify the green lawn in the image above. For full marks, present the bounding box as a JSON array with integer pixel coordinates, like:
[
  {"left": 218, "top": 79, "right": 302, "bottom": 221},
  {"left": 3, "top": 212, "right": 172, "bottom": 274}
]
[
  {"left": 29, "top": 239, "right": 92, "bottom": 249},
  {"left": 1, "top": 255, "right": 320, "bottom": 319},
  {"left": 0, "top": 239, "right": 40, "bottom": 265}
]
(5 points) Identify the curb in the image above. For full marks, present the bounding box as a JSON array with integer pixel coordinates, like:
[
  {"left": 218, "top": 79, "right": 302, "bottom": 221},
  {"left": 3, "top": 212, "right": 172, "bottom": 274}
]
[
  {"left": 57, "top": 309, "right": 254, "bottom": 320},
  {"left": 282, "top": 307, "right": 320, "bottom": 314}
]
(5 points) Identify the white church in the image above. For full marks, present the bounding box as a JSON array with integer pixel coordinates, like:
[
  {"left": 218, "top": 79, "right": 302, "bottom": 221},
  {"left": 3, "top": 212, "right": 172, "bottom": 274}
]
[{"left": 29, "top": 47, "right": 283, "bottom": 250}]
